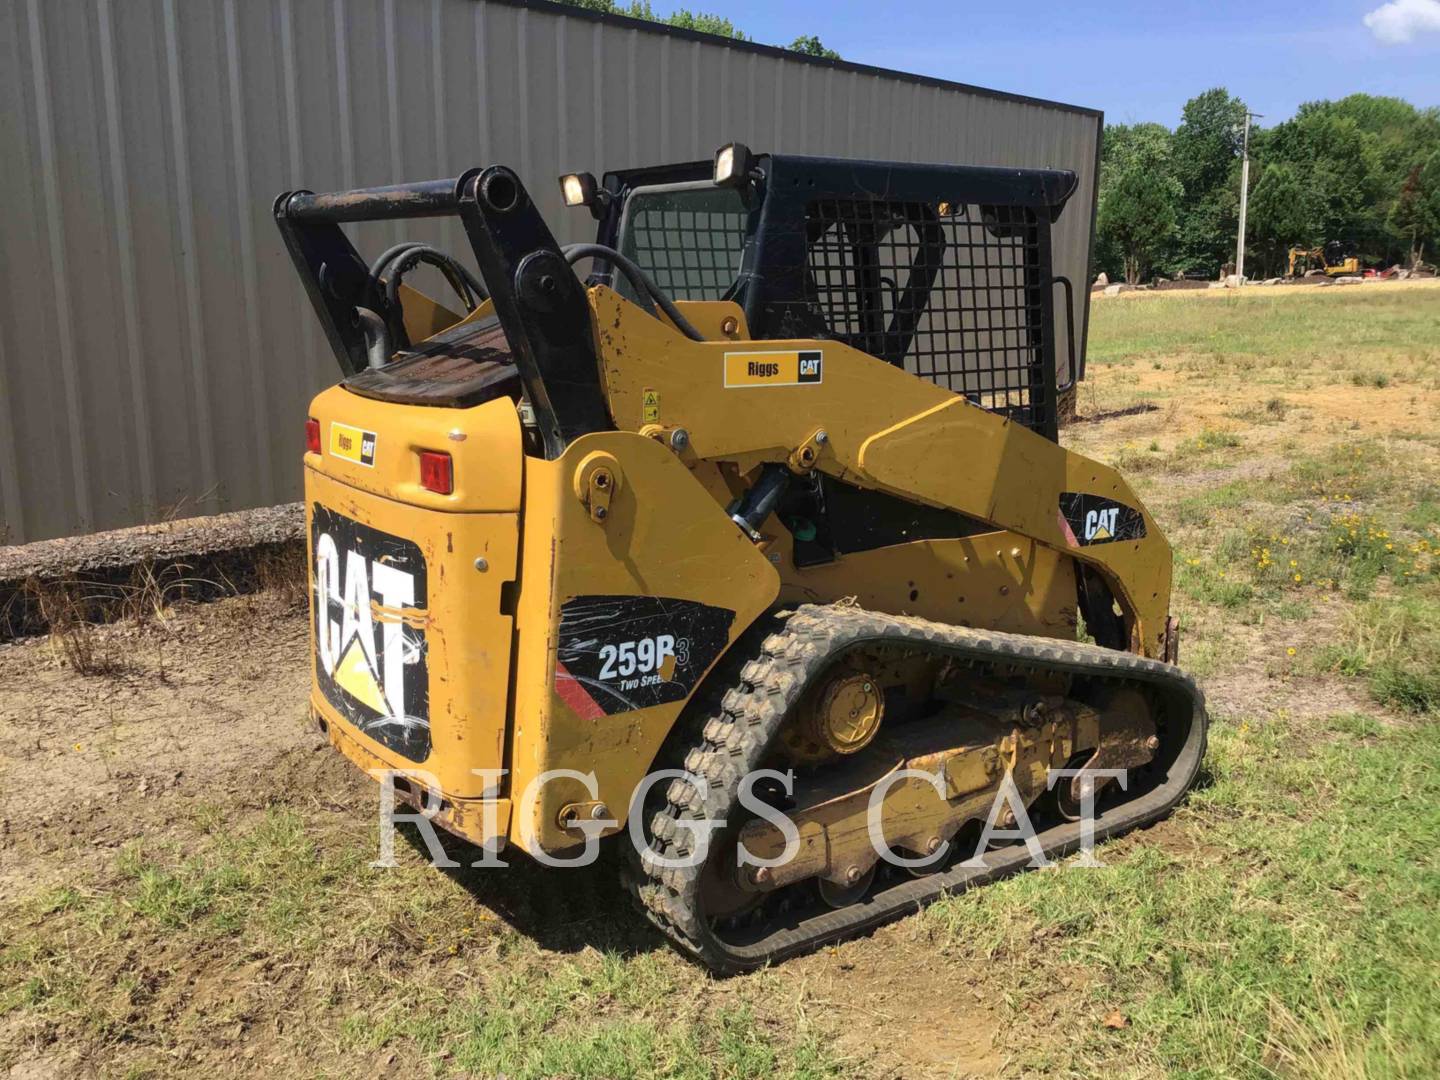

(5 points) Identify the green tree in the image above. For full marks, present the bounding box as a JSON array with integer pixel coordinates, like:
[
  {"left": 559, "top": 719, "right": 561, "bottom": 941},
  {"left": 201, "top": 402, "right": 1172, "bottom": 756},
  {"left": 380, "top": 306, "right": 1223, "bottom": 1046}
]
[
  {"left": 1247, "top": 163, "right": 1315, "bottom": 276},
  {"left": 1328, "top": 93, "right": 1421, "bottom": 131},
  {"left": 1096, "top": 124, "right": 1183, "bottom": 284},
  {"left": 553, "top": 0, "right": 842, "bottom": 57},
  {"left": 1387, "top": 154, "right": 1440, "bottom": 267},
  {"left": 1173, "top": 89, "right": 1247, "bottom": 196},
  {"left": 1169, "top": 88, "right": 1248, "bottom": 276},
  {"left": 611, "top": 1, "right": 750, "bottom": 38},
  {"left": 1275, "top": 109, "right": 1383, "bottom": 250},
  {"left": 1325, "top": 94, "right": 1430, "bottom": 187},
  {"left": 789, "top": 35, "right": 841, "bottom": 60},
  {"left": 657, "top": 6, "right": 749, "bottom": 39}
]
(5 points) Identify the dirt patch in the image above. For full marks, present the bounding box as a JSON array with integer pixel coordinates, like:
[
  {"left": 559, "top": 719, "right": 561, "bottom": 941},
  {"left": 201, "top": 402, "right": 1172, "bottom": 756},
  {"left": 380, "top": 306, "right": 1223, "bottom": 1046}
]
[
  {"left": 786, "top": 930, "right": 1008, "bottom": 1078},
  {"left": 1203, "top": 667, "right": 1375, "bottom": 727},
  {"left": 0, "top": 482, "right": 1402, "bottom": 1077},
  {"left": 0, "top": 591, "right": 315, "bottom": 896},
  {"left": 1066, "top": 362, "right": 1440, "bottom": 463},
  {"left": 1197, "top": 594, "right": 1412, "bottom": 732}
]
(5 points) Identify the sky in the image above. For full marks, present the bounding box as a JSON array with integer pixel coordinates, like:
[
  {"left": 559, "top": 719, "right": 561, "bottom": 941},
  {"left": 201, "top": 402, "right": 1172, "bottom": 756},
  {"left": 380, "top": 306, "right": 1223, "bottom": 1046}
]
[{"left": 658, "top": 0, "right": 1440, "bottom": 128}]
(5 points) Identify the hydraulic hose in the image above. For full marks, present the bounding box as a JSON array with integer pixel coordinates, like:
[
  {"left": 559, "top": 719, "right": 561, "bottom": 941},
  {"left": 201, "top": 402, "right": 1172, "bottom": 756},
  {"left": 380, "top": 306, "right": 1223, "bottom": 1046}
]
[
  {"left": 367, "top": 242, "right": 488, "bottom": 311},
  {"left": 368, "top": 241, "right": 427, "bottom": 283},
  {"left": 561, "top": 243, "right": 706, "bottom": 342},
  {"left": 384, "top": 247, "right": 477, "bottom": 313}
]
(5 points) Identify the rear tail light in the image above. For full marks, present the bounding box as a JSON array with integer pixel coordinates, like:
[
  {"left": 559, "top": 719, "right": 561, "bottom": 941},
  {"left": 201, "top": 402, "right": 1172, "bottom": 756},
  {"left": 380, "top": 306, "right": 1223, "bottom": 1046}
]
[
  {"left": 305, "top": 418, "right": 321, "bottom": 454},
  {"left": 419, "top": 451, "right": 453, "bottom": 494}
]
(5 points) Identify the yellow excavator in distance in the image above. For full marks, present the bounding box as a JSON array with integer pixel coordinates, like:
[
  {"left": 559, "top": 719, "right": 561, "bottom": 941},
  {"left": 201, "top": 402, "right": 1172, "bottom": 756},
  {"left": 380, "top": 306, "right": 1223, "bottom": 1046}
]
[{"left": 1287, "top": 240, "right": 1361, "bottom": 277}]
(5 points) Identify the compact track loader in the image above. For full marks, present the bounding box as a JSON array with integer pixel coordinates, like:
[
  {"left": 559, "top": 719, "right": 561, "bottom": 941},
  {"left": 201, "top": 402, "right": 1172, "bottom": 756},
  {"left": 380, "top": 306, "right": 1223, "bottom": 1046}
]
[{"left": 276, "top": 146, "right": 1207, "bottom": 972}]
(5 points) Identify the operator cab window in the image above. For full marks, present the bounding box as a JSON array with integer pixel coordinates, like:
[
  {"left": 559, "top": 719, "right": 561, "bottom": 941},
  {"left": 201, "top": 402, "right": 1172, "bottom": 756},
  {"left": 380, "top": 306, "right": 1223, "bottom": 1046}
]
[
  {"left": 616, "top": 181, "right": 749, "bottom": 302},
  {"left": 800, "top": 198, "right": 1049, "bottom": 434}
]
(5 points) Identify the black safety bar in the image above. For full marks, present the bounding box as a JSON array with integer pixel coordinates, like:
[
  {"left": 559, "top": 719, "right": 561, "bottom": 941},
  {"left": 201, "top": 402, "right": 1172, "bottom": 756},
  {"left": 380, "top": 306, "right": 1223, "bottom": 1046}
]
[
  {"left": 274, "top": 169, "right": 610, "bottom": 458},
  {"left": 282, "top": 178, "right": 463, "bottom": 224}
]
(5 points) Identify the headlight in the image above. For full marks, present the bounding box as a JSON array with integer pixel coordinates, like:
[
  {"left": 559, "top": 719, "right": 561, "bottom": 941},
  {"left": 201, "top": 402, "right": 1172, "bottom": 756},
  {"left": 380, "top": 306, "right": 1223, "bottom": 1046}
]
[
  {"left": 713, "top": 142, "right": 755, "bottom": 189},
  {"left": 715, "top": 147, "right": 736, "bottom": 184},
  {"left": 559, "top": 172, "right": 597, "bottom": 208}
]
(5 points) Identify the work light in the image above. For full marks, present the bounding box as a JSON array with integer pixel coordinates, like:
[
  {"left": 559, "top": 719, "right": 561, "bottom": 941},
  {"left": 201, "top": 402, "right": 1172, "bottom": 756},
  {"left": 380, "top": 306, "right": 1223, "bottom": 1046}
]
[
  {"left": 559, "top": 172, "right": 608, "bottom": 219},
  {"left": 713, "top": 142, "right": 756, "bottom": 189}
]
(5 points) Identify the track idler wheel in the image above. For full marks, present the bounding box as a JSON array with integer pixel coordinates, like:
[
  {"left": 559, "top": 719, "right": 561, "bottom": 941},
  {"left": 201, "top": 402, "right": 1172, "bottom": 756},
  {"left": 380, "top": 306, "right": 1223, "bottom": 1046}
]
[{"left": 804, "top": 671, "right": 883, "bottom": 755}]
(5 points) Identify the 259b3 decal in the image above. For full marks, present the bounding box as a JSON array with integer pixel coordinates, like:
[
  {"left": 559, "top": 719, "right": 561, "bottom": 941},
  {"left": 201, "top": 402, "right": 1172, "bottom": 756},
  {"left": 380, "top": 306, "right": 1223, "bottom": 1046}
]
[
  {"left": 554, "top": 596, "right": 733, "bottom": 719},
  {"left": 596, "top": 634, "right": 685, "bottom": 686}
]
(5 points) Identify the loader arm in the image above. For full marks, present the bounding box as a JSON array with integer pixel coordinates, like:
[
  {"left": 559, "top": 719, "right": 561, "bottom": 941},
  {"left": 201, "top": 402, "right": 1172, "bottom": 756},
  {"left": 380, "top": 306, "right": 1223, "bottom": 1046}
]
[{"left": 585, "top": 286, "right": 1172, "bottom": 657}]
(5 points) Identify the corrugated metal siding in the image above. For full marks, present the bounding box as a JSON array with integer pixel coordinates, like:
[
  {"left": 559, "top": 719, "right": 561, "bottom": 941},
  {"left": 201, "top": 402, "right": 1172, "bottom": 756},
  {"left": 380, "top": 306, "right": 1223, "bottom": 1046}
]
[{"left": 0, "top": 0, "right": 1100, "bottom": 544}]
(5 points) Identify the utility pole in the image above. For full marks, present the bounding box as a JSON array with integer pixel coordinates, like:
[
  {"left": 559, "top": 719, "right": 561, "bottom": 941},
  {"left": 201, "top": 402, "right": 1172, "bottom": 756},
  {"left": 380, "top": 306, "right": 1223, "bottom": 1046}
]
[{"left": 1235, "top": 111, "right": 1262, "bottom": 283}]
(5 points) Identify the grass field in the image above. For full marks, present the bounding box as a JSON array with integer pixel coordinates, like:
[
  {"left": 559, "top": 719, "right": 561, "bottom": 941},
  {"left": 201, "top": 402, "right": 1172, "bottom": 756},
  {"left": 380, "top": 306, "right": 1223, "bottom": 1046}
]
[{"left": 2, "top": 282, "right": 1439, "bottom": 1078}]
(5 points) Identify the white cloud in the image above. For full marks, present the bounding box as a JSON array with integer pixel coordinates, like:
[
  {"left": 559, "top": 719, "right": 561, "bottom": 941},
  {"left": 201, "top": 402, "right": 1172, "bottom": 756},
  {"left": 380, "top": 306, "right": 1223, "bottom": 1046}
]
[{"left": 1364, "top": 0, "right": 1440, "bottom": 44}]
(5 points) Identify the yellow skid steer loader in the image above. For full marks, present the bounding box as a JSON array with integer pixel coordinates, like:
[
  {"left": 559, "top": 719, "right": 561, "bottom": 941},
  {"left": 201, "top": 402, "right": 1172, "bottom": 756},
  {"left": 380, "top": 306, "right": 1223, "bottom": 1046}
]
[{"left": 274, "top": 144, "right": 1206, "bottom": 972}]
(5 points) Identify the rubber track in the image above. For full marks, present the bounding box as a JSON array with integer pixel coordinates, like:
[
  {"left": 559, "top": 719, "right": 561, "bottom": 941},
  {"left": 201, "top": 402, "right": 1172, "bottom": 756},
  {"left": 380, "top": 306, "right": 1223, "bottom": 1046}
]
[{"left": 630, "top": 603, "right": 1208, "bottom": 974}]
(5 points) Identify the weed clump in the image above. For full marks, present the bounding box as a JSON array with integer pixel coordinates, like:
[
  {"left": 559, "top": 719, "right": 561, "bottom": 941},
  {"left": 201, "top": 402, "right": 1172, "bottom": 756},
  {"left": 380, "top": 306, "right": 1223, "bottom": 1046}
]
[
  {"left": 1181, "top": 427, "right": 1243, "bottom": 454},
  {"left": 23, "top": 580, "right": 131, "bottom": 677},
  {"left": 1315, "top": 596, "right": 1440, "bottom": 714},
  {"left": 1350, "top": 370, "right": 1391, "bottom": 389}
]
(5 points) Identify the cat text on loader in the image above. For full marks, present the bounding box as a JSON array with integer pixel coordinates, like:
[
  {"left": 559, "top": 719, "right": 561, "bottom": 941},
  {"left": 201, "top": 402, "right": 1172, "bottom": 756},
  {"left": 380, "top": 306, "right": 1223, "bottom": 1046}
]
[{"left": 274, "top": 145, "right": 1207, "bottom": 972}]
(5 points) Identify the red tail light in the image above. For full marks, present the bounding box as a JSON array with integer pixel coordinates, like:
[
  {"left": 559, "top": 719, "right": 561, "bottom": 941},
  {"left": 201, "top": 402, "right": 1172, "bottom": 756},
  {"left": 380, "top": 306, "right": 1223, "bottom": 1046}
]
[
  {"left": 419, "top": 451, "right": 453, "bottom": 494},
  {"left": 305, "top": 418, "right": 321, "bottom": 454}
]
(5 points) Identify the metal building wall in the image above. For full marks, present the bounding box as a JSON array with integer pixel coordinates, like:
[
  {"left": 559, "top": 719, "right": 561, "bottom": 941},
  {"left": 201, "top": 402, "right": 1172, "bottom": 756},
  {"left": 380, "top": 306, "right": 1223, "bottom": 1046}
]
[{"left": 0, "top": 0, "right": 1101, "bottom": 544}]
